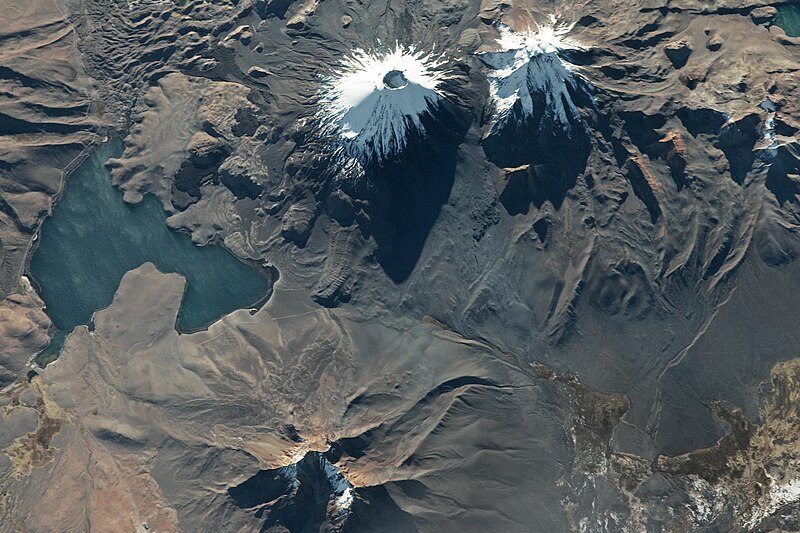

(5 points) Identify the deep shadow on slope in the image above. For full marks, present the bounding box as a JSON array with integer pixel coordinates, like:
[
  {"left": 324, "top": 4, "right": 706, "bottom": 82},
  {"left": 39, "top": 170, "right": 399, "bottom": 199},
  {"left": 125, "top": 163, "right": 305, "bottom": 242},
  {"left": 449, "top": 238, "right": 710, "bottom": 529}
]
[
  {"left": 344, "top": 102, "right": 471, "bottom": 283},
  {"left": 483, "top": 83, "right": 592, "bottom": 211},
  {"left": 228, "top": 451, "right": 417, "bottom": 532},
  {"left": 342, "top": 486, "right": 419, "bottom": 533},
  {"left": 228, "top": 452, "right": 347, "bottom": 533}
]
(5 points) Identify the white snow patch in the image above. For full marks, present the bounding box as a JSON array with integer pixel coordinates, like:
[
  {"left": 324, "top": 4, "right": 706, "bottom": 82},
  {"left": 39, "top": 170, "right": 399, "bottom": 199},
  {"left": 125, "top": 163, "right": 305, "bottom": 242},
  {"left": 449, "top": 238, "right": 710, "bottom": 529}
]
[
  {"left": 321, "top": 454, "right": 355, "bottom": 520},
  {"left": 769, "top": 477, "right": 800, "bottom": 507},
  {"left": 278, "top": 451, "right": 355, "bottom": 518},
  {"left": 281, "top": 462, "right": 301, "bottom": 489},
  {"left": 684, "top": 475, "right": 724, "bottom": 525},
  {"left": 317, "top": 44, "right": 452, "bottom": 164},
  {"left": 756, "top": 98, "right": 784, "bottom": 155},
  {"left": 332, "top": 487, "right": 354, "bottom": 515},
  {"left": 745, "top": 474, "right": 800, "bottom": 528},
  {"left": 322, "top": 456, "right": 352, "bottom": 495},
  {"left": 762, "top": 114, "right": 779, "bottom": 149},
  {"left": 477, "top": 17, "right": 586, "bottom": 131}
]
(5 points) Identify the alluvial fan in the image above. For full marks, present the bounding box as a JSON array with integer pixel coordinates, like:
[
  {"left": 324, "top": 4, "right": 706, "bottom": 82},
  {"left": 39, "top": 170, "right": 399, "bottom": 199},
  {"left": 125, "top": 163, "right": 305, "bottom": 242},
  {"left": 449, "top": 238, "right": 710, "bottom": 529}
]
[{"left": 316, "top": 44, "right": 453, "bottom": 165}]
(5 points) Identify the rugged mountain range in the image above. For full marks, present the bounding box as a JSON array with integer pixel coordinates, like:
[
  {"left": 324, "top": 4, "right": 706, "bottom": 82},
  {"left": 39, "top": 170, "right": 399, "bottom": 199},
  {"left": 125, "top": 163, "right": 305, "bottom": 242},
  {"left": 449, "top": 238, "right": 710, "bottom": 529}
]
[{"left": 1, "top": 0, "right": 800, "bottom": 531}]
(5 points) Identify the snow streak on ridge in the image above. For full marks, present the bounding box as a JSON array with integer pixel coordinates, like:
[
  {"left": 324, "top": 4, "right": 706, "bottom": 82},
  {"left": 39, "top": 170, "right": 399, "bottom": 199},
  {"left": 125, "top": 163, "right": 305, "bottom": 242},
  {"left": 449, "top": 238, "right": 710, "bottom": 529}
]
[
  {"left": 317, "top": 44, "right": 452, "bottom": 165},
  {"left": 477, "top": 18, "right": 586, "bottom": 131}
]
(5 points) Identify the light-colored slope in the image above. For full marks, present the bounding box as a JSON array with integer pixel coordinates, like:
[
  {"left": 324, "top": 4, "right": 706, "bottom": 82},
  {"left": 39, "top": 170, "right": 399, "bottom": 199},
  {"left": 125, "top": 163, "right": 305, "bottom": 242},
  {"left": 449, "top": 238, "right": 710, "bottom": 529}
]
[{"left": 317, "top": 46, "right": 451, "bottom": 163}]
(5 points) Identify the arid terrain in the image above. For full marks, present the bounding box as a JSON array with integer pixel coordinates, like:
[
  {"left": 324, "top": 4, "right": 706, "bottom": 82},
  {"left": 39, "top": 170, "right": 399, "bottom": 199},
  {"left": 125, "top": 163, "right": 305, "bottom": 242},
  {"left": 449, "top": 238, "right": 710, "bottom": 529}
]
[{"left": 1, "top": 0, "right": 800, "bottom": 531}]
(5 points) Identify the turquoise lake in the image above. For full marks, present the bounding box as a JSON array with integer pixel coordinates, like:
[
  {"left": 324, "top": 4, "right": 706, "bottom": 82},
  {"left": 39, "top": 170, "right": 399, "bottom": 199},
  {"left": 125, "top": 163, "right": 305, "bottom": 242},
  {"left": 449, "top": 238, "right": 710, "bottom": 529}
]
[
  {"left": 30, "top": 139, "right": 272, "bottom": 334},
  {"left": 774, "top": 4, "right": 800, "bottom": 37}
]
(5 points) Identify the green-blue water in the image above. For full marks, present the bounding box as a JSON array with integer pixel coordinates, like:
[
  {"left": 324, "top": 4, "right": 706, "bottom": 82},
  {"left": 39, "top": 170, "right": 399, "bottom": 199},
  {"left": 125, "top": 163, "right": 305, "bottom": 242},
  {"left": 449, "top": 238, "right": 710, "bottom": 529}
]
[
  {"left": 773, "top": 4, "right": 800, "bottom": 37},
  {"left": 35, "top": 330, "right": 68, "bottom": 367},
  {"left": 30, "top": 139, "right": 272, "bottom": 333}
]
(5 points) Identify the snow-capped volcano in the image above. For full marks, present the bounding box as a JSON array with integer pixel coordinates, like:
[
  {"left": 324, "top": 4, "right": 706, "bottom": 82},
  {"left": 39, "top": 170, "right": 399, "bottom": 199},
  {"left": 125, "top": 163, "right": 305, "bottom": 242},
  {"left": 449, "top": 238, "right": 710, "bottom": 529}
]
[
  {"left": 317, "top": 45, "right": 451, "bottom": 164},
  {"left": 477, "top": 18, "right": 586, "bottom": 131}
]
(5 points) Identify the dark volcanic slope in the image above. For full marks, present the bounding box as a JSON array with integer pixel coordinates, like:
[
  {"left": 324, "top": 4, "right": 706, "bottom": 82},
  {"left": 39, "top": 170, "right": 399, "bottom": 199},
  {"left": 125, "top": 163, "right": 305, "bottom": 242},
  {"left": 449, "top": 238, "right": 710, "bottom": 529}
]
[{"left": 1, "top": 0, "right": 800, "bottom": 531}]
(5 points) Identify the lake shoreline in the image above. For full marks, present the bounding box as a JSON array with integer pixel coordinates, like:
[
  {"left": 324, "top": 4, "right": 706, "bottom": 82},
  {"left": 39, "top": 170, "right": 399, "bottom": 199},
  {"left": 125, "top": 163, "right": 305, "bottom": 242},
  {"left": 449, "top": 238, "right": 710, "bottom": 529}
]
[{"left": 28, "top": 138, "right": 276, "bottom": 363}]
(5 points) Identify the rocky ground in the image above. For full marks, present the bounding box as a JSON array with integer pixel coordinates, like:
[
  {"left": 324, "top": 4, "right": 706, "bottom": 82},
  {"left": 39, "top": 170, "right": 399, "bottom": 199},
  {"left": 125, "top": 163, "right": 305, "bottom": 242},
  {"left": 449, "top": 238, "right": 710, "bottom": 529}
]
[{"left": 1, "top": 0, "right": 800, "bottom": 531}]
